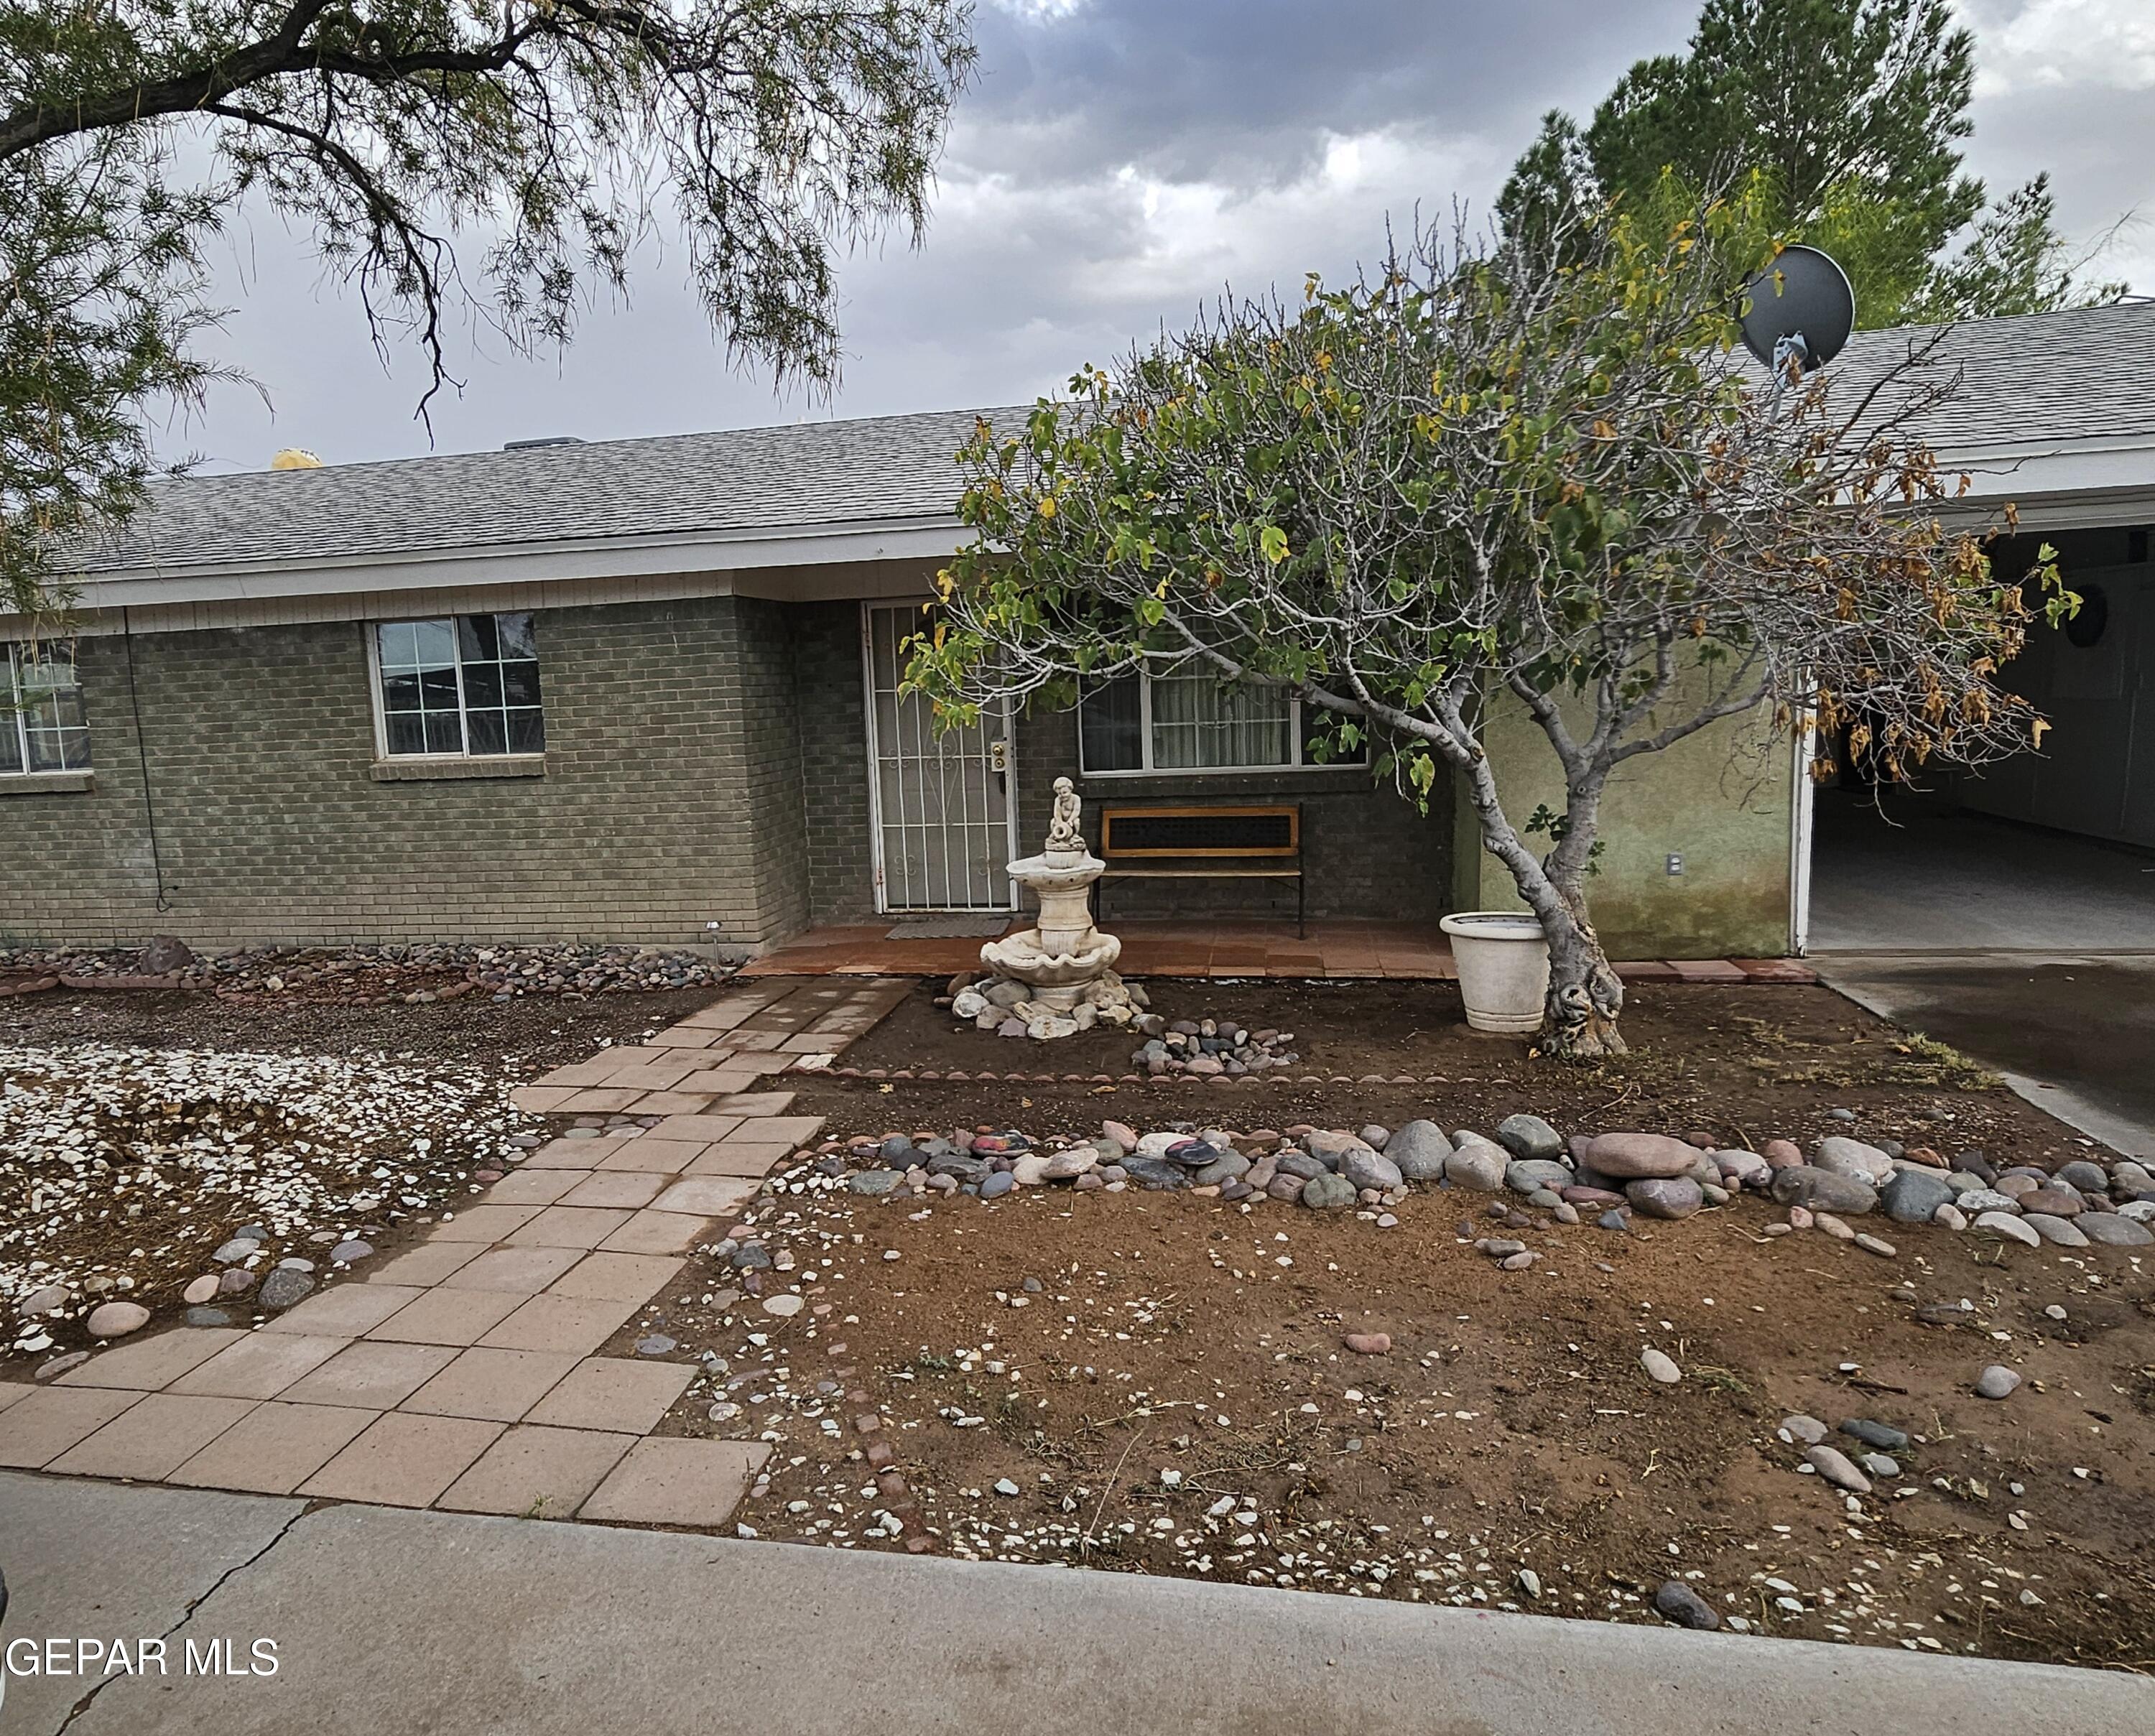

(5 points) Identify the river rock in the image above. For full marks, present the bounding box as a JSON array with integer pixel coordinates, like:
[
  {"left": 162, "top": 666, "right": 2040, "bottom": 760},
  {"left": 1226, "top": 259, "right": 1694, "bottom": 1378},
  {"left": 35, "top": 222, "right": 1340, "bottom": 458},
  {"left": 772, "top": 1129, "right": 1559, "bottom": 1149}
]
[
  {"left": 2021, "top": 1212, "right": 2089, "bottom": 1247},
  {"left": 850, "top": 1169, "right": 902, "bottom": 1196},
  {"left": 1386, "top": 1120, "right": 1453, "bottom": 1182},
  {"left": 1505, "top": 1159, "right": 1573, "bottom": 1195},
  {"left": 1042, "top": 1147, "right": 1100, "bottom": 1182},
  {"left": 1121, "top": 1157, "right": 1192, "bottom": 1191},
  {"left": 1340, "top": 1146, "right": 1404, "bottom": 1192},
  {"left": 1880, "top": 1168, "right": 1955, "bottom": 1224},
  {"left": 1302, "top": 1173, "right": 1357, "bottom": 1210},
  {"left": 1192, "top": 1153, "right": 1251, "bottom": 1187},
  {"left": 1713, "top": 1149, "right": 1771, "bottom": 1189},
  {"left": 1815, "top": 1137, "right": 1895, "bottom": 1184},
  {"left": 1975, "top": 1365, "right": 2021, "bottom": 1399},
  {"left": 1761, "top": 1138, "right": 1804, "bottom": 1168},
  {"left": 2079, "top": 1212, "right": 2154, "bottom": 1246},
  {"left": 1654, "top": 1582, "right": 1720, "bottom": 1630},
  {"left": 1805, "top": 1444, "right": 1873, "bottom": 1493},
  {"left": 2054, "top": 1159, "right": 2110, "bottom": 1194},
  {"left": 1840, "top": 1418, "right": 1908, "bottom": 1451},
  {"left": 1626, "top": 1177, "right": 1703, "bottom": 1220},
  {"left": 1443, "top": 1144, "right": 1508, "bottom": 1191},
  {"left": 1496, "top": 1115, "right": 1564, "bottom": 1161},
  {"left": 1974, "top": 1210, "right": 2039, "bottom": 1247},
  {"left": 1779, "top": 1414, "right": 1828, "bottom": 1444},
  {"left": 1582, "top": 1133, "right": 1700, "bottom": 1180},
  {"left": 86, "top": 1301, "right": 150, "bottom": 1338},
  {"left": 1957, "top": 1188, "right": 2021, "bottom": 1215},
  {"left": 1770, "top": 1167, "right": 1878, "bottom": 1215},
  {"left": 1641, "top": 1347, "right": 1682, "bottom": 1384},
  {"left": 1343, "top": 1332, "right": 1391, "bottom": 1355}
]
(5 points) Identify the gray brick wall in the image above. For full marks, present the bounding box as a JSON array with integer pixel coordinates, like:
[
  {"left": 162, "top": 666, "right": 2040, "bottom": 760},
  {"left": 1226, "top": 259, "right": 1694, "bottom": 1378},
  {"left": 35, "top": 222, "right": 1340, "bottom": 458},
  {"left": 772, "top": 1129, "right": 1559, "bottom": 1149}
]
[
  {"left": 0, "top": 595, "right": 1455, "bottom": 952},
  {"left": 0, "top": 597, "right": 801, "bottom": 952},
  {"left": 1014, "top": 706, "right": 1455, "bottom": 923},
  {"left": 790, "top": 600, "right": 878, "bottom": 924}
]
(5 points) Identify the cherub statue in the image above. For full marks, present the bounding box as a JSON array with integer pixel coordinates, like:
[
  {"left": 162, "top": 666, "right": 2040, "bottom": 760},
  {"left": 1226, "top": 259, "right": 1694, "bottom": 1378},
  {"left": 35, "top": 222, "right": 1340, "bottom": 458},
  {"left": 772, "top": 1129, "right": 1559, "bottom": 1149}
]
[{"left": 1044, "top": 775, "right": 1085, "bottom": 856}]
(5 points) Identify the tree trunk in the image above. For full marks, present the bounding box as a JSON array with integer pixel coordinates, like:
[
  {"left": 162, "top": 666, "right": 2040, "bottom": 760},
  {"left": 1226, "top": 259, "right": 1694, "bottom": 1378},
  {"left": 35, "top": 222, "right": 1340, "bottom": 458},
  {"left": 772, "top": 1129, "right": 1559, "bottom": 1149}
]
[{"left": 1539, "top": 893, "right": 1626, "bottom": 1061}]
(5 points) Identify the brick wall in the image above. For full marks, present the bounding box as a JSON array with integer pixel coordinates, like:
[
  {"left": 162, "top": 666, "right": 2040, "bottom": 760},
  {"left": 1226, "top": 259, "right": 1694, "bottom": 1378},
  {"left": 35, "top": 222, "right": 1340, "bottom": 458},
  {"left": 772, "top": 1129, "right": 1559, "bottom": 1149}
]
[
  {"left": 1014, "top": 707, "right": 1455, "bottom": 922},
  {"left": 0, "top": 597, "right": 806, "bottom": 952},
  {"left": 789, "top": 600, "right": 879, "bottom": 924}
]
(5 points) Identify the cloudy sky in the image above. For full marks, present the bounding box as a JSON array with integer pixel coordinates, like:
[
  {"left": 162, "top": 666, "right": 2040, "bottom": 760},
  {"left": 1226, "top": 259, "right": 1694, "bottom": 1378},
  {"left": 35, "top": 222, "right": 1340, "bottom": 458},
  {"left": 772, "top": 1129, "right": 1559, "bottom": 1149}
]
[{"left": 179, "top": 0, "right": 2155, "bottom": 472}]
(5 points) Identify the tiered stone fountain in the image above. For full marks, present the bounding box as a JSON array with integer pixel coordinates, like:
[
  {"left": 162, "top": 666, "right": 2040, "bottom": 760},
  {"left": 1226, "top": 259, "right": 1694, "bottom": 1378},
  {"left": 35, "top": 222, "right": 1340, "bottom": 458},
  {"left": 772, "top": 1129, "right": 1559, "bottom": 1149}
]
[{"left": 963, "top": 777, "right": 1136, "bottom": 1039}]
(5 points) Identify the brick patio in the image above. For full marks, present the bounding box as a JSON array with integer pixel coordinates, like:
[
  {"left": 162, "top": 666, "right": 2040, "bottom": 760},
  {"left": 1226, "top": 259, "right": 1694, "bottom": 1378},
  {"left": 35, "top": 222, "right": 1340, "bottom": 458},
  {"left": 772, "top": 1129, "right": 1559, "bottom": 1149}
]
[{"left": 733, "top": 921, "right": 1815, "bottom": 985}]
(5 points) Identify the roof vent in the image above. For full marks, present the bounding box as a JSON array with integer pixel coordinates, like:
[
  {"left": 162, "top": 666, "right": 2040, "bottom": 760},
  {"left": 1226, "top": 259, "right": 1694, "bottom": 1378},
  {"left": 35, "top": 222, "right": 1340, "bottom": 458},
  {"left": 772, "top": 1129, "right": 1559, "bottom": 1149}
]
[
  {"left": 504, "top": 436, "right": 585, "bottom": 450},
  {"left": 269, "top": 448, "right": 323, "bottom": 470}
]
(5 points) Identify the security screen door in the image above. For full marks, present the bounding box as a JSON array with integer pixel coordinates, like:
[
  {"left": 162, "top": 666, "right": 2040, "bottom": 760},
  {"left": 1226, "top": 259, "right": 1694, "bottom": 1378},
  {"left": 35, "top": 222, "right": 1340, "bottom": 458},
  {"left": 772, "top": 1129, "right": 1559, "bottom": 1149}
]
[{"left": 863, "top": 603, "right": 1017, "bottom": 911}]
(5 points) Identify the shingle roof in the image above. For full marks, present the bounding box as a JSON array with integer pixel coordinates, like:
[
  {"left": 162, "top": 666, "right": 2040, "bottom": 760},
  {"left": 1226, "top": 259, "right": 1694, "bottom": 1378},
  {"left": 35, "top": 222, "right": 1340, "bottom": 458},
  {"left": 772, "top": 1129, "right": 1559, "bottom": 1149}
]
[
  {"left": 75, "top": 301, "right": 2155, "bottom": 581},
  {"left": 80, "top": 404, "right": 1024, "bottom": 576},
  {"left": 1806, "top": 299, "right": 2155, "bottom": 454}
]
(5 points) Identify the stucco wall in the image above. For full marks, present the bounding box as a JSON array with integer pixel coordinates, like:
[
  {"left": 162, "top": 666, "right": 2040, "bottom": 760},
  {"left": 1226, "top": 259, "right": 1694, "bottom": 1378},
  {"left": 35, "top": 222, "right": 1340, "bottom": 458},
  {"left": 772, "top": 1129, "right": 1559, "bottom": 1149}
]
[{"left": 1452, "top": 687, "right": 1796, "bottom": 961}]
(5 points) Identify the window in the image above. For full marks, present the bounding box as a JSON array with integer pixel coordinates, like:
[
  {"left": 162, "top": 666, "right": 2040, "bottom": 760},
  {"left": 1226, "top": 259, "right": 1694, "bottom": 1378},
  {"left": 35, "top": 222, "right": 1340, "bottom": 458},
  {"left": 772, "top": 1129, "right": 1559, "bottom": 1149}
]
[
  {"left": 0, "top": 642, "right": 91, "bottom": 776},
  {"left": 1078, "top": 657, "right": 1367, "bottom": 775},
  {"left": 374, "top": 613, "right": 544, "bottom": 758}
]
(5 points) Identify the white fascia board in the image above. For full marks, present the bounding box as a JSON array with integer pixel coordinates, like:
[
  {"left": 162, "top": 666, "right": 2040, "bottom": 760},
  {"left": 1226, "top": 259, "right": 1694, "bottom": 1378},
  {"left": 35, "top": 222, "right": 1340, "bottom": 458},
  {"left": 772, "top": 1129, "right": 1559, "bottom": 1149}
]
[
  {"left": 67, "top": 515, "right": 968, "bottom": 610},
  {"left": 1932, "top": 433, "right": 2155, "bottom": 502}
]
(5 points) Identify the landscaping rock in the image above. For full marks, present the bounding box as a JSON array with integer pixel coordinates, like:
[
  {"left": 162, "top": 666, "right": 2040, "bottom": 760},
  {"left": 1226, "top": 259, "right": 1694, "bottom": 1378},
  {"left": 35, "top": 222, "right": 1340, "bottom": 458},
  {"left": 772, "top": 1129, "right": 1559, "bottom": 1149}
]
[
  {"left": 1814, "top": 1136, "right": 1895, "bottom": 1185},
  {"left": 2021, "top": 1212, "right": 2089, "bottom": 1247},
  {"left": 2079, "top": 1213, "right": 2154, "bottom": 1247},
  {"left": 330, "top": 1240, "right": 373, "bottom": 1264},
  {"left": 257, "top": 1268, "right": 315, "bottom": 1312},
  {"left": 978, "top": 1171, "right": 1015, "bottom": 1199},
  {"left": 1975, "top": 1365, "right": 2021, "bottom": 1399},
  {"left": 1640, "top": 1347, "right": 1682, "bottom": 1384},
  {"left": 1654, "top": 1582, "right": 1720, "bottom": 1630},
  {"left": 1496, "top": 1114, "right": 1564, "bottom": 1161},
  {"left": 1443, "top": 1144, "right": 1508, "bottom": 1191},
  {"left": 2019, "top": 1187, "right": 2084, "bottom": 1217},
  {"left": 1770, "top": 1166, "right": 1878, "bottom": 1215},
  {"left": 1343, "top": 1332, "right": 1391, "bottom": 1355},
  {"left": 86, "top": 1301, "right": 150, "bottom": 1338},
  {"left": 2055, "top": 1159, "right": 2110, "bottom": 1194},
  {"left": 1626, "top": 1177, "right": 1703, "bottom": 1220},
  {"left": 1505, "top": 1159, "right": 1572, "bottom": 1194},
  {"left": 850, "top": 1169, "right": 902, "bottom": 1197},
  {"left": 1340, "top": 1146, "right": 1404, "bottom": 1192},
  {"left": 1805, "top": 1444, "right": 1872, "bottom": 1493},
  {"left": 1121, "top": 1158, "right": 1192, "bottom": 1191},
  {"left": 1779, "top": 1414, "right": 1828, "bottom": 1444},
  {"left": 1880, "top": 1168, "right": 1955, "bottom": 1225},
  {"left": 138, "top": 934, "right": 198, "bottom": 975},
  {"left": 182, "top": 1275, "right": 221, "bottom": 1306},
  {"left": 1713, "top": 1148, "right": 1771, "bottom": 1189},
  {"left": 1386, "top": 1120, "right": 1452, "bottom": 1181},
  {"left": 1301, "top": 1173, "right": 1357, "bottom": 1211},
  {"left": 1582, "top": 1133, "right": 1699, "bottom": 1179}
]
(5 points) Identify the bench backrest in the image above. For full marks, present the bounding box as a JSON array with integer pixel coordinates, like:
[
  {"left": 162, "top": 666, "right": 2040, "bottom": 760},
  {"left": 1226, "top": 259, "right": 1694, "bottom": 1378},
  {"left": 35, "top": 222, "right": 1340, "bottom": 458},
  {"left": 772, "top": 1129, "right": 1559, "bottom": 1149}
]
[{"left": 1098, "top": 804, "right": 1299, "bottom": 859}]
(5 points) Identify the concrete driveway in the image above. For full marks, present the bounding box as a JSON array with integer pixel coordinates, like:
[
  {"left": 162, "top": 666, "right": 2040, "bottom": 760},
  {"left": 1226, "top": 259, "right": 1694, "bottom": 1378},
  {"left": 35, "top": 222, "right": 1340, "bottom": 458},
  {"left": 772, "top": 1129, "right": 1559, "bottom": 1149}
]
[
  {"left": 1810, "top": 954, "right": 2155, "bottom": 1160},
  {"left": 4, "top": 1471, "right": 2149, "bottom": 1736}
]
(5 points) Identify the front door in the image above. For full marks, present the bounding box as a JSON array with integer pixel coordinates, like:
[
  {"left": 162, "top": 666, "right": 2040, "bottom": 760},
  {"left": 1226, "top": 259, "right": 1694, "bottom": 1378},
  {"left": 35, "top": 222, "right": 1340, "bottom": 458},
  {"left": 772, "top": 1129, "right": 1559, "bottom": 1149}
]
[{"left": 862, "top": 603, "right": 1017, "bottom": 911}]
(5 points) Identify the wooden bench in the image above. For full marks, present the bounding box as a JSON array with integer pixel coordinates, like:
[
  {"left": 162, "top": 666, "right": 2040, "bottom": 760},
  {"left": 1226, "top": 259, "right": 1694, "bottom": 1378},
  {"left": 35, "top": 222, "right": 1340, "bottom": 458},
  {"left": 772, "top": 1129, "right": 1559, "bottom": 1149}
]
[{"left": 1096, "top": 804, "right": 1304, "bottom": 936}]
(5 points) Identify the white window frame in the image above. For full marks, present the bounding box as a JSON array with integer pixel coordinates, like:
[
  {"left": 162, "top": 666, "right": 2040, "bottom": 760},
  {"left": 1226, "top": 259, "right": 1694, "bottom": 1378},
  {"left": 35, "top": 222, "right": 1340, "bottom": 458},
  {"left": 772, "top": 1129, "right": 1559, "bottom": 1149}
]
[
  {"left": 1076, "top": 663, "right": 1369, "bottom": 778},
  {"left": 0, "top": 641, "right": 91, "bottom": 777},
  {"left": 366, "top": 613, "right": 546, "bottom": 763}
]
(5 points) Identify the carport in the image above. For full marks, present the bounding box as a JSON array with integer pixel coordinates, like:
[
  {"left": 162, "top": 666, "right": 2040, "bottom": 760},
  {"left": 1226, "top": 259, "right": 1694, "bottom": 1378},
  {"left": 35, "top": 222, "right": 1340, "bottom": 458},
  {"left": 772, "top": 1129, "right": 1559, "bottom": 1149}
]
[{"left": 1797, "top": 304, "right": 2155, "bottom": 1159}]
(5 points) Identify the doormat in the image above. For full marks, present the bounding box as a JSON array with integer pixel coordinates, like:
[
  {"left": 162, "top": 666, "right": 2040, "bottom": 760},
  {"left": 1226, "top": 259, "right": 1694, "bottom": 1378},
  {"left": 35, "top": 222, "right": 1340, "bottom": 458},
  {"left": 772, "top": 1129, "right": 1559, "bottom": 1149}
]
[{"left": 886, "top": 914, "right": 1013, "bottom": 939}]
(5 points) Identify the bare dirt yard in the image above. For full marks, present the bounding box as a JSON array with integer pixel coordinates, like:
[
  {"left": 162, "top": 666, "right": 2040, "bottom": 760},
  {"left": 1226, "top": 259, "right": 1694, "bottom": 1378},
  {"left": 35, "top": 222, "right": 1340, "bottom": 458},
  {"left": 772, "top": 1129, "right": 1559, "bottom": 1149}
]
[
  {"left": 596, "top": 982, "right": 2155, "bottom": 1674},
  {"left": 6, "top": 971, "right": 2152, "bottom": 1676}
]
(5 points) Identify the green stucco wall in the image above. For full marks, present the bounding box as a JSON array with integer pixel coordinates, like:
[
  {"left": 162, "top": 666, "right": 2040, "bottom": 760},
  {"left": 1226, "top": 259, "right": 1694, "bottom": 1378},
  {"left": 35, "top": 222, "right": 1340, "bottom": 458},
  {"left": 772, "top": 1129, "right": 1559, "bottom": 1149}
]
[{"left": 1450, "top": 686, "right": 1796, "bottom": 961}]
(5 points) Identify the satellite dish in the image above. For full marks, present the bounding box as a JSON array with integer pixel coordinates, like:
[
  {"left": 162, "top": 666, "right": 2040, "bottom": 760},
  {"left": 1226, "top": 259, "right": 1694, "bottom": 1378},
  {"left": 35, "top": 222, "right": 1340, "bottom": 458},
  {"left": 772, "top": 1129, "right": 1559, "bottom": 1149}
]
[{"left": 1738, "top": 245, "right": 1856, "bottom": 378}]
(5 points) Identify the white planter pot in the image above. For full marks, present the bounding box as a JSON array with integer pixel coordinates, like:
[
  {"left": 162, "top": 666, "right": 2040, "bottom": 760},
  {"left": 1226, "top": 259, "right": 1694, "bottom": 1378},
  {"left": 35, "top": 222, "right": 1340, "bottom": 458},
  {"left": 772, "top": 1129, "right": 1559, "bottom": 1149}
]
[{"left": 1440, "top": 911, "right": 1552, "bottom": 1034}]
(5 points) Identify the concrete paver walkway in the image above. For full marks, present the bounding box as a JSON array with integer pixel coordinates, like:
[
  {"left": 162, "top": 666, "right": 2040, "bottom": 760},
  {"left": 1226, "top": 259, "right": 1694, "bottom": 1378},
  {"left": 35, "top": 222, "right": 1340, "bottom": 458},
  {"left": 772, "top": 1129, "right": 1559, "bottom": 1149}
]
[
  {"left": 0, "top": 980, "right": 917, "bottom": 1524},
  {"left": 2, "top": 1472, "right": 2144, "bottom": 1736}
]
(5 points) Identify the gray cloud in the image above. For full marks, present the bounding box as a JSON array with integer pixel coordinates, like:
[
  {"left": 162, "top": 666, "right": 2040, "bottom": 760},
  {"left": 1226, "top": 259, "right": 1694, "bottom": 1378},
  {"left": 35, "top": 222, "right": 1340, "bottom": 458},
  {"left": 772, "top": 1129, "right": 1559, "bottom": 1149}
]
[{"left": 178, "top": 0, "right": 2147, "bottom": 475}]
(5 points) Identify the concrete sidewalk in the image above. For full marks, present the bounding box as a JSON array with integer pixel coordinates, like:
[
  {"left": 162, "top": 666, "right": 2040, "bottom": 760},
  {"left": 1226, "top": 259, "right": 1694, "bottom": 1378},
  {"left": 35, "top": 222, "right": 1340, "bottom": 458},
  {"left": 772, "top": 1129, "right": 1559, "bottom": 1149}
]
[{"left": 3, "top": 1473, "right": 2146, "bottom": 1736}]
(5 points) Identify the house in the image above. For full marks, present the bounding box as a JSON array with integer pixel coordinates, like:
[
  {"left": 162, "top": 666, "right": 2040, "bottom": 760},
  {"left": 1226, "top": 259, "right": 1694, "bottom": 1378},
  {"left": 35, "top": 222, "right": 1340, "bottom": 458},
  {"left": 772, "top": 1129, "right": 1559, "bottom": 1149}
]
[{"left": 2, "top": 302, "right": 2150, "bottom": 961}]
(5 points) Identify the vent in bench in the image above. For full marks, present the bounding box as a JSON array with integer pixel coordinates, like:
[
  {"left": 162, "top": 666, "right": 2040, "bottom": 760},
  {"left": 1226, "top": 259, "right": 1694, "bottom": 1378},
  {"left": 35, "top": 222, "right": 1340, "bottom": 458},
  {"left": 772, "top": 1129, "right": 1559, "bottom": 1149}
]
[{"left": 1101, "top": 807, "right": 1297, "bottom": 857}]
